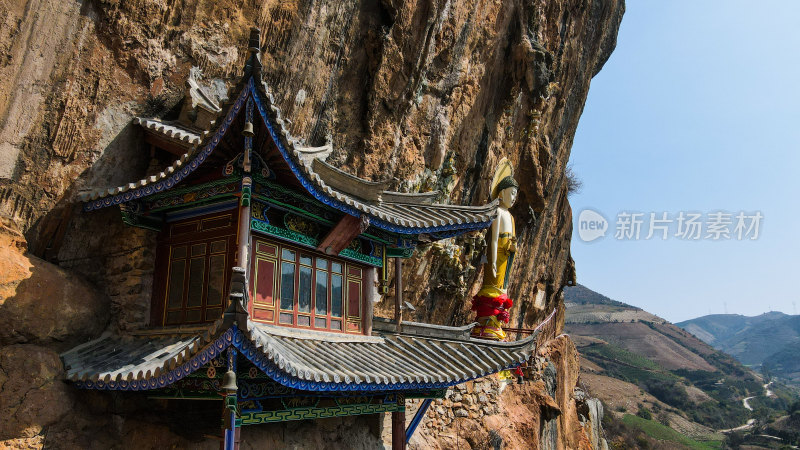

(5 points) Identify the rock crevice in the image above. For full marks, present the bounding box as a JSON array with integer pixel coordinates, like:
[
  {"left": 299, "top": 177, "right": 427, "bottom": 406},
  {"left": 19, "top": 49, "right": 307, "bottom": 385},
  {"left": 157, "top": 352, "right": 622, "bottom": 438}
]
[{"left": 0, "top": 0, "right": 623, "bottom": 447}]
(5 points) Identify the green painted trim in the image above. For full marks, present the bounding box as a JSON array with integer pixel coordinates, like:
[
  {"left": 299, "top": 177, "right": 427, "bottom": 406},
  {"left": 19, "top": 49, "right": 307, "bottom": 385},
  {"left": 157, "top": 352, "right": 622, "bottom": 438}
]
[
  {"left": 241, "top": 185, "right": 251, "bottom": 206},
  {"left": 339, "top": 248, "right": 382, "bottom": 267},
  {"left": 251, "top": 219, "right": 319, "bottom": 247},
  {"left": 253, "top": 175, "right": 323, "bottom": 204},
  {"left": 406, "top": 389, "right": 447, "bottom": 399},
  {"left": 252, "top": 193, "right": 334, "bottom": 225},
  {"left": 360, "top": 232, "right": 393, "bottom": 245},
  {"left": 147, "top": 393, "right": 222, "bottom": 400},
  {"left": 386, "top": 247, "right": 415, "bottom": 258},
  {"left": 147, "top": 193, "right": 239, "bottom": 214},
  {"left": 251, "top": 219, "right": 383, "bottom": 267},
  {"left": 120, "top": 212, "right": 162, "bottom": 231},
  {"left": 147, "top": 176, "right": 241, "bottom": 202},
  {"left": 237, "top": 402, "right": 404, "bottom": 425}
]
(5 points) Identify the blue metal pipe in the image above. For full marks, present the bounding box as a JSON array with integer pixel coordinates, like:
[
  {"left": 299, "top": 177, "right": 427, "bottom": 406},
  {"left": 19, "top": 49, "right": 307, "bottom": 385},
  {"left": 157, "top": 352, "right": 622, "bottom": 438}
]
[{"left": 405, "top": 399, "right": 433, "bottom": 443}]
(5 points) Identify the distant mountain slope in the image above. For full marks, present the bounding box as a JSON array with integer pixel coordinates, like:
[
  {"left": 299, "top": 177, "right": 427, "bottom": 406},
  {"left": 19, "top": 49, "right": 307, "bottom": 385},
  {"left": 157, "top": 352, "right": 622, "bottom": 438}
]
[
  {"left": 562, "top": 283, "right": 631, "bottom": 307},
  {"left": 762, "top": 341, "right": 800, "bottom": 386},
  {"left": 567, "top": 322, "right": 717, "bottom": 371},
  {"left": 676, "top": 313, "right": 784, "bottom": 345},
  {"left": 676, "top": 312, "right": 800, "bottom": 372},
  {"left": 565, "top": 284, "right": 666, "bottom": 325},
  {"left": 562, "top": 284, "right": 800, "bottom": 448}
]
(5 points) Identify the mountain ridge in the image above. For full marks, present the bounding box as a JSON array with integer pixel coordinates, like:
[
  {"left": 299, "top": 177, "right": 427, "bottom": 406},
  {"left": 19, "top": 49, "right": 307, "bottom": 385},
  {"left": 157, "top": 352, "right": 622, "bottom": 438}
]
[
  {"left": 565, "top": 284, "right": 799, "bottom": 448},
  {"left": 676, "top": 312, "right": 800, "bottom": 386},
  {"left": 675, "top": 311, "right": 800, "bottom": 366}
]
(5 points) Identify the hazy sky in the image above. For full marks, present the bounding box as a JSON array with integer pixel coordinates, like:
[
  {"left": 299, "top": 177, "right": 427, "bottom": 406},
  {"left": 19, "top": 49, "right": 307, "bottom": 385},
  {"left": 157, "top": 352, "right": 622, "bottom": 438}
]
[{"left": 569, "top": 1, "right": 800, "bottom": 323}]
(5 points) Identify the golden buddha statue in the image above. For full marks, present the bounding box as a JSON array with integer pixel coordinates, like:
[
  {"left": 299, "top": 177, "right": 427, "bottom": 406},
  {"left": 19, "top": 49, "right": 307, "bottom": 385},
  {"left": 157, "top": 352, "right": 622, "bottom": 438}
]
[{"left": 471, "top": 158, "right": 518, "bottom": 341}]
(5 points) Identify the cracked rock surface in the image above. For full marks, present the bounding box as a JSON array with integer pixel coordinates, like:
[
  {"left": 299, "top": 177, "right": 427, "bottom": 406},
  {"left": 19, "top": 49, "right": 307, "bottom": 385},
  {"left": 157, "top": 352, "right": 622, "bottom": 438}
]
[{"left": 0, "top": 0, "right": 623, "bottom": 447}]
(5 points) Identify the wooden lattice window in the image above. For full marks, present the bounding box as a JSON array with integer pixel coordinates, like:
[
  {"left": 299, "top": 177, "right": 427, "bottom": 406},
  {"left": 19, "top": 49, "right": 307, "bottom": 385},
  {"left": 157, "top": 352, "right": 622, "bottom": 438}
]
[
  {"left": 162, "top": 240, "right": 228, "bottom": 324},
  {"left": 152, "top": 212, "right": 237, "bottom": 326},
  {"left": 251, "top": 238, "right": 364, "bottom": 333}
]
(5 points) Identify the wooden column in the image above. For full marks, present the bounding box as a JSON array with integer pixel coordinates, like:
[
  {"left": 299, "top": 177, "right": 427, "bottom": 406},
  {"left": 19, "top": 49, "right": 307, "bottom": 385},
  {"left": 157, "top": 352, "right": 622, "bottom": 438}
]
[
  {"left": 316, "top": 214, "right": 362, "bottom": 255},
  {"left": 394, "top": 257, "right": 402, "bottom": 325},
  {"left": 363, "top": 267, "right": 377, "bottom": 336},
  {"left": 236, "top": 197, "right": 251, "bottom": 271},
  {"left": 391, "top": 410, "right": 406, "bottom": 450},
  {"left": 235, "top": 179, "right": 252, "bottom": 311}
]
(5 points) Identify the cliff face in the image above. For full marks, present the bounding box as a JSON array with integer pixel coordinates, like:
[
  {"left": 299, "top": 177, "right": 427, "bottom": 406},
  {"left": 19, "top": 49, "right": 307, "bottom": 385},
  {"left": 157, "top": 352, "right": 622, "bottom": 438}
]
[{"left": 0, "top": 0, "right": 623, "bottom": 448}]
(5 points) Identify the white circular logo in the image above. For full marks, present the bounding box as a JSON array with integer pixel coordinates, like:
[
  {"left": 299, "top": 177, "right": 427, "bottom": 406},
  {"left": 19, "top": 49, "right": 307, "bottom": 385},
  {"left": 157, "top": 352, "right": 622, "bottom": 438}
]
[{"left": 577, "top": 209, "right": 608, "bottom": 242}]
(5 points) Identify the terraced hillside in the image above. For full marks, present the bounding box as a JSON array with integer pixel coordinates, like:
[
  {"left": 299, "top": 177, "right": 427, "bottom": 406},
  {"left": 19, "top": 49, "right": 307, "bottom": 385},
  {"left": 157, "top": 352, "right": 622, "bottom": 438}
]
[{"left": 566, "top": 284, "right": 800, "bottom": 449}]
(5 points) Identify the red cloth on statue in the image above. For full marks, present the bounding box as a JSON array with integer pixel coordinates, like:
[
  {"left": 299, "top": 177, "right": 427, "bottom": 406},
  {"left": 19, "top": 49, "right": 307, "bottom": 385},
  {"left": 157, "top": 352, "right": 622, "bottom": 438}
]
[{"left": 471, "top": 294, "right": 514, "bottom": 323}]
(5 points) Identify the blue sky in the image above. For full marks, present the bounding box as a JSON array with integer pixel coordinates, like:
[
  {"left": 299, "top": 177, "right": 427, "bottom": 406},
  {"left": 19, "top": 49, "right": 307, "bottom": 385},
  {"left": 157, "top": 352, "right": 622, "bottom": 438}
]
[{"left": 569, "top": 1, "right": 800, "bottom": 323}]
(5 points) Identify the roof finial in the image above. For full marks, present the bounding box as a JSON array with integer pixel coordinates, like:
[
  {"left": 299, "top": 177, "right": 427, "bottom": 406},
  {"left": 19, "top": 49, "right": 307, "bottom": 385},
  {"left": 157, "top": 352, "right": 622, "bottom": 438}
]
[
  {"left": 248, "top": 27, "right": 261, "bottom": 53},
  {"left": 244, "top": 27, "right": 262, "bottom": 78}
]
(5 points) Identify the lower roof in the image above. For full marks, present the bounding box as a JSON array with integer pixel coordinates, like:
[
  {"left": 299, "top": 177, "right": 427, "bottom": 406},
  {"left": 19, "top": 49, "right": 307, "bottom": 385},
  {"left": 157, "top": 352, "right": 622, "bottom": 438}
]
[{"left": 61, "top": 319, "right": 537, "bottom": 392}]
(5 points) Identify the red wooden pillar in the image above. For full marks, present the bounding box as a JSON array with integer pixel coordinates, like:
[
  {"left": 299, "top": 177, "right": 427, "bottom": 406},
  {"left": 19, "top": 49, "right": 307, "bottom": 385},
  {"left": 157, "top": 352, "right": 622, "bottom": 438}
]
[{"left": 391, "top": 410, "right": 406, "bottom": 450}]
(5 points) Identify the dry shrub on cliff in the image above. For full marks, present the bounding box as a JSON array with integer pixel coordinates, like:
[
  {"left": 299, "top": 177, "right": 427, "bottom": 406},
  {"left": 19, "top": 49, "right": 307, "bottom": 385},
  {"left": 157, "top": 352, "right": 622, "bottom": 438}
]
[{"left": 566, "top": 164, "right": 583, "bottom": 196}]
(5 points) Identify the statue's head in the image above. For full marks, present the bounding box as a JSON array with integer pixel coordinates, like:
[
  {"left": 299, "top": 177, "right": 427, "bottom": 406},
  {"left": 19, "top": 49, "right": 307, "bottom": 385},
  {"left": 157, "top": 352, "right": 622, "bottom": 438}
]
[
  {"left": 490, "top": 157, "right": 518, "bottom": 207},
  {"left": 495, "top": 176, "right": 518, "bottom": 208}
]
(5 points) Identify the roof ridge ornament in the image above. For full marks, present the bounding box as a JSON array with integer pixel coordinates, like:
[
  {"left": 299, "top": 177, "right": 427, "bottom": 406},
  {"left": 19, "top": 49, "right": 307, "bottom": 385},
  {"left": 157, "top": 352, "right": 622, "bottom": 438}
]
[{"left": 243, "top": 27, "right": 262, "bottom": 80}]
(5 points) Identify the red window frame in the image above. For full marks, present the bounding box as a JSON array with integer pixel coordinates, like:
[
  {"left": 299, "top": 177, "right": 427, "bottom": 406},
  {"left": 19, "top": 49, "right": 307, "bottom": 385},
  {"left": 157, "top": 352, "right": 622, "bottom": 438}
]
[{"left": 250, "top": 238, "right": 365, "bottom": 334}]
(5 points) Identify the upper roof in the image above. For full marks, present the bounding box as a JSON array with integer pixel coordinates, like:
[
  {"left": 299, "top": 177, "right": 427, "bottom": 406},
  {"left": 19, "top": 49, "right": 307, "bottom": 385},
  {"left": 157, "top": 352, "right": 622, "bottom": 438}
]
[
  {"left": 77, "top": 29, "right": 497, "bottom": 236},
  {"left": 61, "top": 317, "right": 537, "bottom": 392},
  {"left": 135, "top": 118, "right": 203, "bottom": 146}
]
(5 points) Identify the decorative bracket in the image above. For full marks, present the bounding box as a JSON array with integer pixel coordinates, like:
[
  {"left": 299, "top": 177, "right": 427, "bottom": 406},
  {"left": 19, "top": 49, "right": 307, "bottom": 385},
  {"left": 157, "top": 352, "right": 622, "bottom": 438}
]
[{"left": 316, "top": 214, "right": 363, "bottom": 256}]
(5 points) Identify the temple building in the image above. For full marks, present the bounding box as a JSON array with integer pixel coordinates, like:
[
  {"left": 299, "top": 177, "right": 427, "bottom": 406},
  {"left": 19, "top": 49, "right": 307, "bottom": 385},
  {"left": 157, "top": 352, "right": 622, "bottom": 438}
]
[{"left": 61, "top": 29, "right": 541, "bottom": 449}]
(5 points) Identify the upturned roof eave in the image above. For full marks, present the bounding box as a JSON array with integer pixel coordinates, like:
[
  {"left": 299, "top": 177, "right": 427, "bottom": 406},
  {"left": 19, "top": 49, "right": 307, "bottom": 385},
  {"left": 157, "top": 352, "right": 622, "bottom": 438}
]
[
  {"left": 60, "top": 315, "right": 535, "bottom": 392},
  {"left": 78, "top": 30, "right": 498, "bottom": 236}
]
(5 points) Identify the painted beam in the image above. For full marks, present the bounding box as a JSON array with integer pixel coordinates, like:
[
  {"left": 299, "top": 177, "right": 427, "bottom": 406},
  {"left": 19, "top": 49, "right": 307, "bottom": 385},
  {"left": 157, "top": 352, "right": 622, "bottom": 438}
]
[
  {"left": 316, "top": 214, "right": 362, "bottom": 255},
  {"left": 237, "top": 401, "right": 403, "bottom": 425}
]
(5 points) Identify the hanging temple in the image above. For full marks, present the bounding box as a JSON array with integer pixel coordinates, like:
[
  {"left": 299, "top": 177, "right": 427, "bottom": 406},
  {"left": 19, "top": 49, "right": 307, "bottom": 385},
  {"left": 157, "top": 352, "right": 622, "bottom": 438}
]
[{"left": 64, "top": 27, "right": 555, "bottom": 449}]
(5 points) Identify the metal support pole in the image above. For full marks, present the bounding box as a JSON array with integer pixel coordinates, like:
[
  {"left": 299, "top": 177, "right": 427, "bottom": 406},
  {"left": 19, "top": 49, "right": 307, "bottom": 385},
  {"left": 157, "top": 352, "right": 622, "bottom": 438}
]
[
  {"left": 405, "top": 399, "right": 432, "bottom": 444},
  {"left": 391, "top": 410, "right": 406, "bottom": 450},
  {"left": 394, "top": 257, "right": 402, "bottom": 325}
]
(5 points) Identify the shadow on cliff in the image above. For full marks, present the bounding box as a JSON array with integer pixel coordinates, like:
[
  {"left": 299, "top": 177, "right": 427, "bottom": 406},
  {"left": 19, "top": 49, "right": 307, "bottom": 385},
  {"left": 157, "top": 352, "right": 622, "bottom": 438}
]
[{"left": 0, "top": 217, "right": 110, "bottom": 350}]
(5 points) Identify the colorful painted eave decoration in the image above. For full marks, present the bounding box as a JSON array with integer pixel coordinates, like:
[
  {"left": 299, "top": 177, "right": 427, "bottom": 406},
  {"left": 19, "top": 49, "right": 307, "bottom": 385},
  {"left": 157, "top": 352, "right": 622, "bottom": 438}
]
[
  {"left": 81, "top": 76, "right": 495, "bottom": 237},
  {"left": 63, "top": 322, "right": 536, "bottom": 393},
  {"left": 81, "top": 83, "right": 249, "bottom": 212}
]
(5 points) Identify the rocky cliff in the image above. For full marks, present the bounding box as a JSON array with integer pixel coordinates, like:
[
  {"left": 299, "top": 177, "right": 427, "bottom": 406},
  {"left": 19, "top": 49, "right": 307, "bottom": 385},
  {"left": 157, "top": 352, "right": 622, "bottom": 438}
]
[{"left": 0, "top": 0, "right": 623, "bottom": 448}]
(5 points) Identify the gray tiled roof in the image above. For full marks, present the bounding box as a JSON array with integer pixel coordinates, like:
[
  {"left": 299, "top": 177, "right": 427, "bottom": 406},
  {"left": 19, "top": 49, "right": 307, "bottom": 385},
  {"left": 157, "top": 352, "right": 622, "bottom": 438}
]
[
  {"left": 61, "top": 319, "right": 536, "bottom": 390},
  {"left": 61, "top": 321, "right": 227, "bottom": 383},
  {"left": 136, "top": 118, "right": 203, "bottom": 145},
  {"left": 78, "top": 72, "right": 498, "bottom": 232},
  {"left": 256, "top": 87, "right": 499, "bottom": 231}
]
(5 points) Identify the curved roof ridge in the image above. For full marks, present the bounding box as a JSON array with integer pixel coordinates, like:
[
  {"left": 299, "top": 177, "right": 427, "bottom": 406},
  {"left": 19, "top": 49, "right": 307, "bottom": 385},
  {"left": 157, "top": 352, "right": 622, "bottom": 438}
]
[
  {"left": 79, "top": 34, "right": 498, "bottom": 235},
  {"left": 249, "top": 76, "right": 498, "bottom": 233}
]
